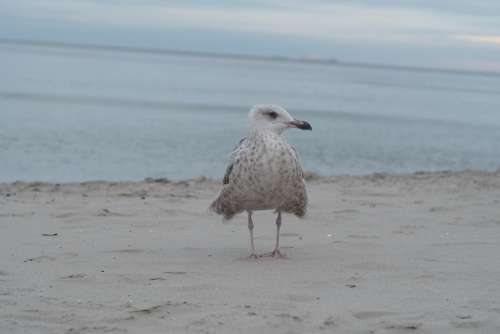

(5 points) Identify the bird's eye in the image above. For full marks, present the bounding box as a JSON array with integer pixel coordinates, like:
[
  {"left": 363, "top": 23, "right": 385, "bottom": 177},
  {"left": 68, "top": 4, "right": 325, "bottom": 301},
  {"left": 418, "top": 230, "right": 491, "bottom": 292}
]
[{"left": 264, "top": 111, "right": 278, "bottom": 119}]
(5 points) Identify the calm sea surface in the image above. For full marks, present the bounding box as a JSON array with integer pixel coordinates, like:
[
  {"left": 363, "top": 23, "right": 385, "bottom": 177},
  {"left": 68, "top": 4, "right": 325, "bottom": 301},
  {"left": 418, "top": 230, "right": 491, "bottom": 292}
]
[{"left": 1, "top": 42, "right": 500, "bottom": 182}]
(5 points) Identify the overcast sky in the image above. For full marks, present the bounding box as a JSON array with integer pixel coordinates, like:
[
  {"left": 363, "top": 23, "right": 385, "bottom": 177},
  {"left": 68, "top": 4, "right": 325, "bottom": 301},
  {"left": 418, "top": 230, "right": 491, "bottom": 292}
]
[{"left": 1, "top": 0, "right": 499, "bottom": 71}]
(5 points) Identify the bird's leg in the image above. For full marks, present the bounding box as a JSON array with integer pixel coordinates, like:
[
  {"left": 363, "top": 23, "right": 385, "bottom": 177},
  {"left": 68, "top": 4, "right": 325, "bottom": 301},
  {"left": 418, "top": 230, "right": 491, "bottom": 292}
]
[
  {"left": 260, "top": 211, "right": 285, "bottom": 258},
  {"left": 247, "top": 211, "right": 258, "bottom": 259},
  {"left": 272, "top": 211, "right": 284, "bottom": 257}
]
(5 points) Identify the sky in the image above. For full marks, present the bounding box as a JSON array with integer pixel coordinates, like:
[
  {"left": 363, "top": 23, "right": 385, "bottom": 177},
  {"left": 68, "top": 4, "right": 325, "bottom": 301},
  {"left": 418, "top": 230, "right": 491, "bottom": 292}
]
[{"left": 1, "top": 0, "right": 500, "bottom": 72}]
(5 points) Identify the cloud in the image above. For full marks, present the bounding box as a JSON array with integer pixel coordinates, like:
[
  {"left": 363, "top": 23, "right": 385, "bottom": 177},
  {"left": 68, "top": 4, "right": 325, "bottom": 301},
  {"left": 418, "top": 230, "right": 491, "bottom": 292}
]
[
  {"left": 339, "top": 0, "right": 500, "bottom": 16},
  {"left": 454, "top": 34, "right": 500, "bottom": 46},
  {"left": 2, "top": 0, "right": 496, "bottom": 46}
]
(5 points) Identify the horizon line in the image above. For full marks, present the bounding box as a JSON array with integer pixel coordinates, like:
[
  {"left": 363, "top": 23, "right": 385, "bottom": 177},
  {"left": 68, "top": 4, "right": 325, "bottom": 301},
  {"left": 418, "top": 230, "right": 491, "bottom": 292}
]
[{"left": 1, "top": 38, "right": 499, "bottom": 78}]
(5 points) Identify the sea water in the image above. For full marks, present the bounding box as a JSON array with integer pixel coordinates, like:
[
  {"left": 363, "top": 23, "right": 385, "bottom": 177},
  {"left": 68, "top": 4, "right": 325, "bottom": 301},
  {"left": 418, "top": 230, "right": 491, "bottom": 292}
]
[{"left": 1, "top": 42, "right": 500, "bottom": 182}]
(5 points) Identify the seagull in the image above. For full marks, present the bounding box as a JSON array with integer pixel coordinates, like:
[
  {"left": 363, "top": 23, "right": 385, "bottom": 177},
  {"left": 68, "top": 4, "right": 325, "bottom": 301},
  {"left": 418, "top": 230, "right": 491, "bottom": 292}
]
[{"left": 210, "top": 105, "right": 312, "bottom": 258}]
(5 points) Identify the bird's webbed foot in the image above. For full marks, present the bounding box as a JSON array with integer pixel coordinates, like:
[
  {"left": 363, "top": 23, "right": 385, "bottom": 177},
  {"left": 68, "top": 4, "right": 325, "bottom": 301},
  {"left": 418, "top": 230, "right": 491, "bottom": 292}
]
[{"left": 259, "top": 249, "right": 286, "bottom": 258}]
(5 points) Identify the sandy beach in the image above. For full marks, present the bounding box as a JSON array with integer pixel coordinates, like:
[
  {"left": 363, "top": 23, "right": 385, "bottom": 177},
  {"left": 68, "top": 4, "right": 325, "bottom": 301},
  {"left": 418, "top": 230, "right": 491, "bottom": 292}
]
[{"left": 1, "top": 170, "right": 500, "bottom": 333}]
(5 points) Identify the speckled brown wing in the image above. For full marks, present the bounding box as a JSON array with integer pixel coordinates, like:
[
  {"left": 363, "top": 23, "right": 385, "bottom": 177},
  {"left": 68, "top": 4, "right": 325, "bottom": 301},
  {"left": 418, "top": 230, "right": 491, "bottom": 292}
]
[
  {"left": 222, "top": 164, "right": 233, "bottom": 185},
  {"left": 290, "top": 145, "right": 305, "bottom": 180},
  {"left": 210, "top": 137, "right": 248, "bottom": 219},
  {"left": 222, "top": 137, "right": 246, "bottom": 185},
  {"left": 279, "top": 143, "right": 307, "bottom": 217}
]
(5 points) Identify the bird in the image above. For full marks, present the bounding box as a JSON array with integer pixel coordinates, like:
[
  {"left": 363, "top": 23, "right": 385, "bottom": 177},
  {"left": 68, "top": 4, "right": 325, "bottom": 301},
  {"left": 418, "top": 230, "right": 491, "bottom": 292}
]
[{"left": 210, "top": 104, "right": 312, "bottom": 258}]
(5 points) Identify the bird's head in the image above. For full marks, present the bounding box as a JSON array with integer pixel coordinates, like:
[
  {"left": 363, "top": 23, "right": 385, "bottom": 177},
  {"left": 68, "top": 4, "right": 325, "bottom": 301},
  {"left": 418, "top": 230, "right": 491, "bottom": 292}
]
[{"left": 248, "top": 105, "right": 312, "bottom": 134}]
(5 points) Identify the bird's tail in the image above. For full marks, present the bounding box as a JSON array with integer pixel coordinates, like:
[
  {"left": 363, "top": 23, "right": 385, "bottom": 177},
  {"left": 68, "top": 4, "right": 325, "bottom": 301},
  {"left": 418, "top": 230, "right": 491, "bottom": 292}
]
[{"left": 209, "top": 195, "right": 237, "bottom": 220}]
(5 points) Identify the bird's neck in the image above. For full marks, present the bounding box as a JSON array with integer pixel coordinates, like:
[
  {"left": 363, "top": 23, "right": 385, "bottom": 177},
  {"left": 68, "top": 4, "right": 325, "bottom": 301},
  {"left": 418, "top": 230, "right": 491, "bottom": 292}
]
[{"left": 249, "top": 128, "right": 285, "bottom": 138}]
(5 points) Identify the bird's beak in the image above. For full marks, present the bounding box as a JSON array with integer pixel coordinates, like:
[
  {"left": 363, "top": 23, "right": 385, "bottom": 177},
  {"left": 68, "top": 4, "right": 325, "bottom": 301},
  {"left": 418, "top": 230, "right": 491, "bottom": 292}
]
[{"left": 287, "top": 119, "right": 312, "bottom": 130}]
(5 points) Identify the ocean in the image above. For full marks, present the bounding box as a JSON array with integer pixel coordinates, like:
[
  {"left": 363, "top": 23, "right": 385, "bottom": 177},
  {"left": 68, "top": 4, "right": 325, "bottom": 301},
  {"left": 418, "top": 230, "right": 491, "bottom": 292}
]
[{"left": 2, "top": 41, "right": 500, "bottom": 182}]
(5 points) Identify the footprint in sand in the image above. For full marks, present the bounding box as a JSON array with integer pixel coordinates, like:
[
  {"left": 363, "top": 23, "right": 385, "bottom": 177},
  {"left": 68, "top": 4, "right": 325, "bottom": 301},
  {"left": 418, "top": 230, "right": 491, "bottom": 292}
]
[
  {"left": 24, "top": 255, "right": 56, "bottom": 263},
  {"left": 382, "top": 322, "right": 422, "bottom": 331},
  {"left": 429, "top": 206, "right": 452, "bottom": 212},
  {"left": 319, "top": 316, "right": 336, "bottom": 329},
  {"left": 128, "top": 300, "right": 192, "bottom": 317},
  {"left": 60, "top": 274, "right": 87, "bottom": 279},
  {"left": 275, "top": 313, "right": 303, "bottom": 322},
  {"left": 97, "top": 208, "right": 130, "bottom": 217},
  {"left": 353, "top": 311, "right": 398, "bottom": 320}
]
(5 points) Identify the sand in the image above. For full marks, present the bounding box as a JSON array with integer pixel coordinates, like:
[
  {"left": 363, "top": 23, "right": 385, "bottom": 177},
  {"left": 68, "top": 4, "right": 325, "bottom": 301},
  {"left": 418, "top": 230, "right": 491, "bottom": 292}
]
[{"left": 1, "top": 170, "right": 500, "bottom": 333}]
